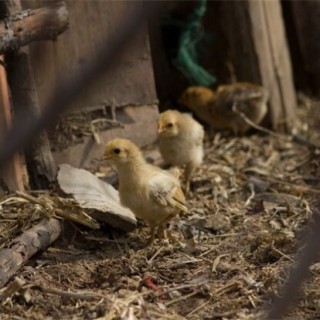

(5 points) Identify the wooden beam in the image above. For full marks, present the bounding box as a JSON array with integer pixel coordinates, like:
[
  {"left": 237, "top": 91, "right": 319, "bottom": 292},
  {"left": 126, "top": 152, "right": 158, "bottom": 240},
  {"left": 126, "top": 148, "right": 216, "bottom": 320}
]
[{"left": 0, "top": 2, "right": 68, "bottom": 54}]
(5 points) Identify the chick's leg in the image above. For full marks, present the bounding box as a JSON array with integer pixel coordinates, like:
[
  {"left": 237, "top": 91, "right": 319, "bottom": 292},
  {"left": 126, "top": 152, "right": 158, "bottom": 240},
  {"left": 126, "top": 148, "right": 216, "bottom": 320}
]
[
  {"left": 208, "top": 126, "right": 215, "bottom": 144},
  {"left": 156, "top": 224, "right": 166, "bottom": 239},
  {"left": 157, "top": 214, "right": 177, "bottom": 242},
  {"left": 143, "top": 226, "right": 155, "bottom": 247},
  {"left": 184, "top": 162, "right": 195, "bottom": 193}
]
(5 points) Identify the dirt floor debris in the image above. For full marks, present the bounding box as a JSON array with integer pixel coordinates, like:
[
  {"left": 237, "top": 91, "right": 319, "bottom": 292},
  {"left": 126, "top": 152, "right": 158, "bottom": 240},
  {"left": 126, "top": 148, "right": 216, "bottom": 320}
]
[{"left": 1, "top": 98, "right": 320, "bottom": 319}]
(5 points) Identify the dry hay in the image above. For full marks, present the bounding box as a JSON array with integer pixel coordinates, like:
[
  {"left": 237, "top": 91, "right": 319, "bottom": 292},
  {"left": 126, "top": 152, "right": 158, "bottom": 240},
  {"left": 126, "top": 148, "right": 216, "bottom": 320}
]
[
  {"left": 0, "top": 192, "right": 99, "bottom": 250},
  {"left": 1, "top": 97, "right": 320, "bottom": 319},
  {"left": 49, "top": 110, "right": 124, "bottom": 151}
]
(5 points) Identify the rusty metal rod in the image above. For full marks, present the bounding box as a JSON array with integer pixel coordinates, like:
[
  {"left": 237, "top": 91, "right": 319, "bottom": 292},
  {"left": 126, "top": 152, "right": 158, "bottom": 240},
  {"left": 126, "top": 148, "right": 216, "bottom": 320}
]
[{"left": 266, "top": 205, "right": 320, "bottom": 319}]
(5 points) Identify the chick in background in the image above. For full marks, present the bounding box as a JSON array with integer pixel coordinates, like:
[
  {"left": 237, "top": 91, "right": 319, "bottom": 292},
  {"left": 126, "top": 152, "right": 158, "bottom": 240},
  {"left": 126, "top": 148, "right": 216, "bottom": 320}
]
[
  {"left": 100, "top": 138, "right": 188, "bottom": 247},
  {"left": 157, "top": 110, "right": 204, "bottom": 193},
  {"left": 179, "top": 82, "right": 268, "bottom": 135}
]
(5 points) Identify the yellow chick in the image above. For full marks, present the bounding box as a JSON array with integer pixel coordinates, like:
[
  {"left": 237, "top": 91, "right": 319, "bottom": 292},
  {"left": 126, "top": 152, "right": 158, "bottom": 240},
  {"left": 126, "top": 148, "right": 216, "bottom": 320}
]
[
  {"left": 157, "top": 110, "right": 204, "bottom": 192},
  {"left": 100, "top": 138, "right": 188, "bottom": 246},
  {"left": 179, "top": 82, "right": 268, "bottom": 135}
]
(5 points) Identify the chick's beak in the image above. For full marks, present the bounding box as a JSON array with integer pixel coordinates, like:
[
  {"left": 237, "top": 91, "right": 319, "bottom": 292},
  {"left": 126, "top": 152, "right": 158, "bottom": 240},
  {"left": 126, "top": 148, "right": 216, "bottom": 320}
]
[{"left": 157, "top": 126, "right": 163, "bottom": 134}]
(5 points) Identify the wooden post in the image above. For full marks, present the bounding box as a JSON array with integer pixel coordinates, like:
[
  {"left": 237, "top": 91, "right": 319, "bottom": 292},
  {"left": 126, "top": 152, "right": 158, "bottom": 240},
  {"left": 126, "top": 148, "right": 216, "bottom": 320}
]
[
  {"left": 8, "top": 48, "right": 57, "bottom": 189},
  {"left": 0, "top": 55, "right": 26, "bottom": 191},
  {"left": 5, "top": 0, "right": 69, "bottom": 188},
  {"left": 220, "top": 0, "right": 296, "bottom": 132}
]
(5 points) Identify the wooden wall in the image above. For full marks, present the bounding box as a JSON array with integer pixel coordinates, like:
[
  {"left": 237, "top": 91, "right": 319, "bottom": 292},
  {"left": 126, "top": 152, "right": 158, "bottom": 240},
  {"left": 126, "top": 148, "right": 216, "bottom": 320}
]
[
  {"left": 12, "top": 0, "right": 160, "bottom": 172},
  {"left": 22, "top": 0, "right": 158, "bottom": 112},
  {"left": 283, "top": 1, "right": 320, "bottom": 97}
]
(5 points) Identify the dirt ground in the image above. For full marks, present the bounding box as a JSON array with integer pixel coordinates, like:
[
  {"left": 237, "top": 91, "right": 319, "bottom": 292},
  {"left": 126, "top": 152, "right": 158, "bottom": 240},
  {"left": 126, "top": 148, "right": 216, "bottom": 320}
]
[{"left": 1, "top": 96, "right": 320, "bottom": 319}]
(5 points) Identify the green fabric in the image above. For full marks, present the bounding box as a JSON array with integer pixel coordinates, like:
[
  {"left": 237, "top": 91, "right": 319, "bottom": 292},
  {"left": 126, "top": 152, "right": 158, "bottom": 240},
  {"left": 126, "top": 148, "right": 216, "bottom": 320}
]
[{"left": 174, "top": 0, "right": 216, "bottom": 86}]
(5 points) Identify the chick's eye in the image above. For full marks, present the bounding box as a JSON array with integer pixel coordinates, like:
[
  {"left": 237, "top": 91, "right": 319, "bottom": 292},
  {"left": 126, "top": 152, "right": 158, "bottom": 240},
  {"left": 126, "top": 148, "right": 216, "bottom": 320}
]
[
  {"left": 113, "top": 148, "right": 121, "bottom": 155},
  {"left": 167, "top": 123, "right": 173, "bottom": 128}
]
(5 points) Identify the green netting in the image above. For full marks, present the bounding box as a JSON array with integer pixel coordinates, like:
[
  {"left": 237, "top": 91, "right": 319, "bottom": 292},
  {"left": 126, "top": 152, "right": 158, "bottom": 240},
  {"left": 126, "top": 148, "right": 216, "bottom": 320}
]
[{"left": 174, "top": 0, "right": 216, "bottom": 86}]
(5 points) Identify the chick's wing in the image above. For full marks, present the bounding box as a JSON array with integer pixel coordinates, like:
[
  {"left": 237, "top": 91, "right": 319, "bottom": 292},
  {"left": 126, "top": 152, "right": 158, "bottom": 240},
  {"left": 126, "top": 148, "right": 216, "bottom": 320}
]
[
  {"left": 195, "top": 124, "right": 205, "bottom": 144},
  {"left": 149, "top": 171, "right": 188, "bottom": 213},
  {"left": 218, "top": 85, "right": 264, "bottom": 111}
]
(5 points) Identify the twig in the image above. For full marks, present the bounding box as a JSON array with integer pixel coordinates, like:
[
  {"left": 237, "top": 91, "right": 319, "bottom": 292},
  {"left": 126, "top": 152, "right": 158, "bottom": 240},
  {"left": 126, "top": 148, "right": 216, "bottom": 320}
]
[
  {"left": 167, "top": 259, "right": 201, "bottom": 270},
  {"left": 85, "top": 236, "right": 126, "bottom": 243},
  {"left": 185, "top": 298, "right": 211, "bottom": 318},
  {"left": 271, "top": 246, "right": 294, "bottom": 262},
  {"left": 15, "top": 190, "right": 42, "bottom": 205},
  {"left": 245, "top": 182, "right": 255, "bottom": 206},
  {"left": 91, "top": 118, "right": 124, "bottom": 128},
  {"left": 147, "top": 246, "right": 164, "bottom": 265},
  {"left": 232, "top": 105, "right": 288, "bottom": 140},
  {"left": 213, "top": 232, "right": 244, "bottom": 238},
  {"left": 33, "top": 285, "right": 107, "bottom": 301},
  {"left": 248, "top": 294, "right": 256, "bottom": 308},
  {"left": 264, "top": 176, "right": 320, "bottom": 195},
  {"left": 199, "top": 246, "right": 217, "bottom": 257},
  {"left": 213, "top": 280, "right": 240, "bottom": 296},
  {"left": 164, "top": 291, "right": 199, "bottom": 307},
  {"left": 212, "top": 254, "right": 229, "bottom": 273},
  {"left": 161, "top": 280, "right": 207, "bottom": 296},
  {"left": 233, "top": 105, "right": 320, "bottom": 150}
]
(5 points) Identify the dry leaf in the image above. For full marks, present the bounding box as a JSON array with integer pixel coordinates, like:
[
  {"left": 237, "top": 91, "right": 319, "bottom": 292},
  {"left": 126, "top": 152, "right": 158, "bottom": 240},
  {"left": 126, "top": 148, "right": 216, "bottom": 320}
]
[{"left": 58, "top": 164, "right": 136, "bottom": 231}]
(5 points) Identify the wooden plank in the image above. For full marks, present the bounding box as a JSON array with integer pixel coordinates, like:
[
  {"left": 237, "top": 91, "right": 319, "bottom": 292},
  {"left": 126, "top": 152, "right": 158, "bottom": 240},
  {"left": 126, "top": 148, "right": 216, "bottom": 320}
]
[
  {"left": 22, "top": 0, "right": 157, "bottom": 112},
  {"left": 247, "top": 0, "right": 284, "bottom": 129},
  {"left": 52, "top": 105, "right": 158, "bottom": 169},
  {"left": 220, "top": 0, "right": 296, "bottom": 131},
  {"left": 261, "top": 0, "right": 296, "bottom": 130}
]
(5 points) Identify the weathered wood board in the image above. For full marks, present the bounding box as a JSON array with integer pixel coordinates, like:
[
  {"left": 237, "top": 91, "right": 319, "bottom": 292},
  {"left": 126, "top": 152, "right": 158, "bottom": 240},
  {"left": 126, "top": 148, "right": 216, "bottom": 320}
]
[
  {"left": 220, "top": 0, "right": 296, "bottom": 131},
  {"left": 52, "top": 105, "right": 158, "bottom": 169},
  {"left": 22, "top": 0, "right": 158, "bottom": 112}
]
